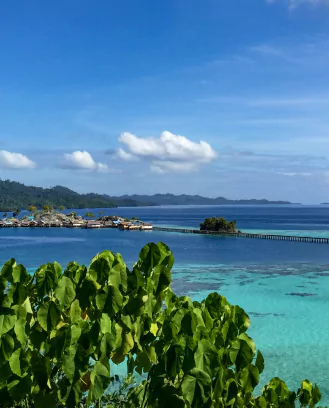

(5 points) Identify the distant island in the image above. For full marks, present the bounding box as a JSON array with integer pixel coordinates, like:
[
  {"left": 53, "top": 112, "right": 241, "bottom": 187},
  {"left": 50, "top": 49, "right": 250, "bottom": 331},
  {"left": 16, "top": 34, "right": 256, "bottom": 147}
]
[
  {"left": 200, "top": 216, "right": 238, "bottom": 233},
  {"left": 0, "top": 179, "right": 292, "bottom": 211},
  {"left": 0, "top": 180, "right": 149, "bottom": 211},
  {"left": 109, "top": 193, "right": 292, "bottom": 206}
]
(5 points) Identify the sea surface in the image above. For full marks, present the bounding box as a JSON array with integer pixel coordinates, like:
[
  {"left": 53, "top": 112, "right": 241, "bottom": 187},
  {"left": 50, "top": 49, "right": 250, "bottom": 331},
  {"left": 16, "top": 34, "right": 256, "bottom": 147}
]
[{"left": 1, "top": 205, "right": 329, "bottom": 400}]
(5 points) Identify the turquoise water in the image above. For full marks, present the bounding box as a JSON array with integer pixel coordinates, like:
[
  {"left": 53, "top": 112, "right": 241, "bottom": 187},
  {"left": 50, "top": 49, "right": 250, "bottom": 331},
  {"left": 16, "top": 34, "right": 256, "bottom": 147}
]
[{"left": 1, "top": 205, "right": 329, "bottom": 400}]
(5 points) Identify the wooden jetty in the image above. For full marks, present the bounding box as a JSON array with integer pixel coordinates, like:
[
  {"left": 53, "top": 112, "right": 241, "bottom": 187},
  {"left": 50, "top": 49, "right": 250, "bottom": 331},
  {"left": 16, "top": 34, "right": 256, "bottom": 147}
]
[{"left": 152, "top": 227, "right": 329, "bottom": 244}]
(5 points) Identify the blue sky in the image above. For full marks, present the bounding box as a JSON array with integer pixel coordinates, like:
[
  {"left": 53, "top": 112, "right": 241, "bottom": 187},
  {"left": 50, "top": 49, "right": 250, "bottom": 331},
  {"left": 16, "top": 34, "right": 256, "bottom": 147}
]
[{"left": 1, "top": 0, "right": 329, "bottom": 203}]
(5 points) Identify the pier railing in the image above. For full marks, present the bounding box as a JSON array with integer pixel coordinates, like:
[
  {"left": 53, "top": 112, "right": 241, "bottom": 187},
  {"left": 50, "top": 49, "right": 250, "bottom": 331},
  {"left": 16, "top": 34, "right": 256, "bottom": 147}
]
[{"left": 152, "top": 226, "right": 329, "bottom": 244}]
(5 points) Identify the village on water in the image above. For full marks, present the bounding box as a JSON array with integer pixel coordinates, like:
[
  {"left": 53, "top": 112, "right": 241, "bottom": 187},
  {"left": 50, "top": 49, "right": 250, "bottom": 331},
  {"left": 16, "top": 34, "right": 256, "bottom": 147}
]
[{"left": 0, "top": 209, "right": 153, "bottom": 230}]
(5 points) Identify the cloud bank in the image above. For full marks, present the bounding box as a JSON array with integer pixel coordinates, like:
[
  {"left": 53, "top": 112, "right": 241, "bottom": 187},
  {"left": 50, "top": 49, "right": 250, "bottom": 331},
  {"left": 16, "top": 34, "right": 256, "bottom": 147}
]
[
  {"left": 117, "top": 131, "right": 217, "bottom": 173},
  {"left": 63, "top": 151, "right": 109, "bottom": 172},
  {"left": 0, "top": 150, "right": 36, "bottom": 169}
]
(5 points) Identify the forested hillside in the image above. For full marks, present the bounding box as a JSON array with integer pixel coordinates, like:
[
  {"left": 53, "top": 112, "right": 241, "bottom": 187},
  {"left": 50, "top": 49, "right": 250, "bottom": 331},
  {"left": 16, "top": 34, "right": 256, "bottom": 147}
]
[{"left": 0, "top": 180, "right": 117, "bottom": 210}]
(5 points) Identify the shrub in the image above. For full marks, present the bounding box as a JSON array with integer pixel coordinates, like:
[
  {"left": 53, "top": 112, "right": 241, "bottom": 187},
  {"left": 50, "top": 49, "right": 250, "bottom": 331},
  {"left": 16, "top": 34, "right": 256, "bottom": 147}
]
[{"left": 0, "top": 243, "right": 322, "bottom": 407}]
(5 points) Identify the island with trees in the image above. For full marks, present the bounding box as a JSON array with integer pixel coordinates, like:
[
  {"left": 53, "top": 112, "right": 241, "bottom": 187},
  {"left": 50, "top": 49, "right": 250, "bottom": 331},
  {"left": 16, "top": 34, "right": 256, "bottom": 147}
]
[{"left": 200, "top": 216, "right": 238, "bottom": 233}]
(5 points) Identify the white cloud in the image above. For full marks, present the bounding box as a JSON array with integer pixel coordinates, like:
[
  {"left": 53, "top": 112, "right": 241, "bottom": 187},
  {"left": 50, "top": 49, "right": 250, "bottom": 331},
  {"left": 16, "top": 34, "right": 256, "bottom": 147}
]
[
  {"left": 117, "top": 131, "right": 217, "bottom": 173},
  {"left": 116, "top": 148, "right": 136, "bottom": 161},
  {"left": 0, "top": 150, "right": 36, "bottom": 169},
  {"left": 119, "top": 131, "right": 217, "bottom": 162},
  {"left": 150, "top": 161, "right": 199, "bottom": 173},
  {"left": 63, "top": 151, "right": 109, "bottom": 172},
  {"left": 276, "top": 172, "right": 312, "bottom": 176}
]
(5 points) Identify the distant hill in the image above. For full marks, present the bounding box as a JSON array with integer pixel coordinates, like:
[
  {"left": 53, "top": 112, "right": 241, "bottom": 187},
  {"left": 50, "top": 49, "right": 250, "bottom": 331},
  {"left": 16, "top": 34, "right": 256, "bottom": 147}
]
[
  {"left": 107, "top": 193, "right": 292, "bottom": 206},
  {"left": 0, "top": 180, "right": 292, "bottom": 211},
  {"left": 0, "top": 180, "right": 119, "bottom": 211}
]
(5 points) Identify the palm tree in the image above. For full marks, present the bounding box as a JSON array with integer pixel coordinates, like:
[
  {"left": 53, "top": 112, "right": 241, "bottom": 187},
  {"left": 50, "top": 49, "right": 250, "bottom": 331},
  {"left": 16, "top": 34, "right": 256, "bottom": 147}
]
[
  {"left": 13, "top": 209, "right": 20, "bottom": 218},
  {"left": 28, "top": 205, "right": 38, "bottom": 213},
  {"left": 85, "top": 212, "right": 95, "bottom": 219}
]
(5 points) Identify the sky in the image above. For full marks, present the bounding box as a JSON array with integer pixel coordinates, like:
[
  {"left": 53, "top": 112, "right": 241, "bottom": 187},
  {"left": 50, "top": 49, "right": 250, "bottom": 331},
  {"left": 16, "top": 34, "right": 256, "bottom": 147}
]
[{"left": 0, "top": 0, "right": 329, "bottom": 203}]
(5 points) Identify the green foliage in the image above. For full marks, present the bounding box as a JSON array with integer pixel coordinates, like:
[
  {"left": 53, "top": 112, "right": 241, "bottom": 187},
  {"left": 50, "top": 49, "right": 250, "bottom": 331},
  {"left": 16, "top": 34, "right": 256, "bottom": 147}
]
[
  {"left": 200, "top": 217, "right": 237, "bottom": 233},
  {"left": 12, "top": 210, "right": 20, "bottom": 218},
  {"left": 0, "top": 180, "right": 118, "bottom": 211},
  {"left": 27, "top": 205, "right": 38, "bottom": 213},
  {"left": 85, "top": 212, "right": 95, "bottom": 219},
  {"left": 59, "top": 206, "right": 66, "bottom": 212},
  {"left": 42, "top": 204, "right": 54, "bottom": 212},
  {"left": 0, "top": 243, "right": 323, "bottom": 408}
]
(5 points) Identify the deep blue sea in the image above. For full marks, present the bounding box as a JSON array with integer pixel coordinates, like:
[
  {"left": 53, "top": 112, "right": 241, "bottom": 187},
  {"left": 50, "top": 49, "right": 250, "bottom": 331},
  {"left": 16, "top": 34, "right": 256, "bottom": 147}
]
[{"left": 1, "top": 205, "right": 329, "bottom": 400}]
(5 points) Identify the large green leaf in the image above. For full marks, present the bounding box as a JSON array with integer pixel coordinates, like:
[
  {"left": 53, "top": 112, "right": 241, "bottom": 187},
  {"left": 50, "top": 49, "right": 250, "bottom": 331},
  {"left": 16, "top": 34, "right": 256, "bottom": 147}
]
[
  {"left": 9, "top": 348, "right": 22, "bottom": 377},
  {"left": 12, "top": 264, "right": 30, "bottom": 284},
  {"left": 194, "top": 339, "right": 219, "bottom": 377},
  {"left": 181, "top": 374, "right": 196, "bottom": 406},
  {"left": 0, "top": 334, "right": 14, "bottom": 363},
  {"left": 35, "top": 263, "right": 60, "bottom": 297},
  {"left": 87, "top": 361, "right": 110, "bottom": 403},
  {"left": 236, "top": 333, "right": 256, "bottom": 369},
  {"left": 37, "top": 301, "right": 61, "bottom": 332},
  {"left": 100, "top": 313, "right": 112, "bottom": 334},
  {"left": 69, "top": 299, "right": 81, "bottom": 323},
  {"left": 62, "top": 345, "right": 77, "bottom": 381},
  {"left": 14, "top": 318, "right": 27, "bottom": 345},
  {"left": 96, "top": 285, "right": 123, "bottom": 316},
  {"left": 0, "top": 276, "right": 6, "bottom": 303},
  {"left": 70, "top": 324, "right": 81, "bottom": 345},
  {"left": 1, "top": 259, "right": 16, "bottom": 283},
  {"left": 151, "top": 265, "right": 172, "bottom": 295},
  {"left": 239, "top": 364, "right": 260, "bottom": 393},
  {"left": 64, "top": 261, "right": 86, "bottom": 285},
  {"left": 100, "top": 331, "right": 117, "bottom": 357},
  {"left": 186, "top": 368, "right": 212, "bottom": 407},
  {"left": 0, "top": 314, "right": 16, "bottom": 336},
  {"left": 138, "top": 243, "right": 162, "bottom": 276},
  {"left": 255, "top": 350, "right": 265, "bottom": 374},
  {"left": 55, "top": 276, "right": 76, "bottom": 309},
  {"left": 88, "top": 257, "right": 112, "bottom": 286},
  {"left": 111, "top": 254, "right": 128, "bottom": 291}
]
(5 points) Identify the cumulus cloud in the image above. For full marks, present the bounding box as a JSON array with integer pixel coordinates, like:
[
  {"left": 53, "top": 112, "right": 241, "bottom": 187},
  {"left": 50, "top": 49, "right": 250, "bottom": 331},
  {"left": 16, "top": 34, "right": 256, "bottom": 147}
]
[
  {"left": 117, "top": 130, "right": 217, "bottom": 173},
  {"left": 116, "top": 148, "right": 136, "bottom": 161},
  {"left": 63, "top": 151, "right": 109, "bottom": 172},
  {"left": 0, "top": 150, "right": 36, "bottom": 169},
  {"left": 119, "top": 131, "right": 217, "bottom": 162}
]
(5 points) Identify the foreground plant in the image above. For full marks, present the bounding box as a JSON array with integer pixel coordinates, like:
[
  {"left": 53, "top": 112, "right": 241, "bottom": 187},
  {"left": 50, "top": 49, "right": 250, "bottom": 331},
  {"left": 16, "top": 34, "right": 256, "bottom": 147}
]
[{"left": 0, "top": 242, "right": 323, "bottom": 407}]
